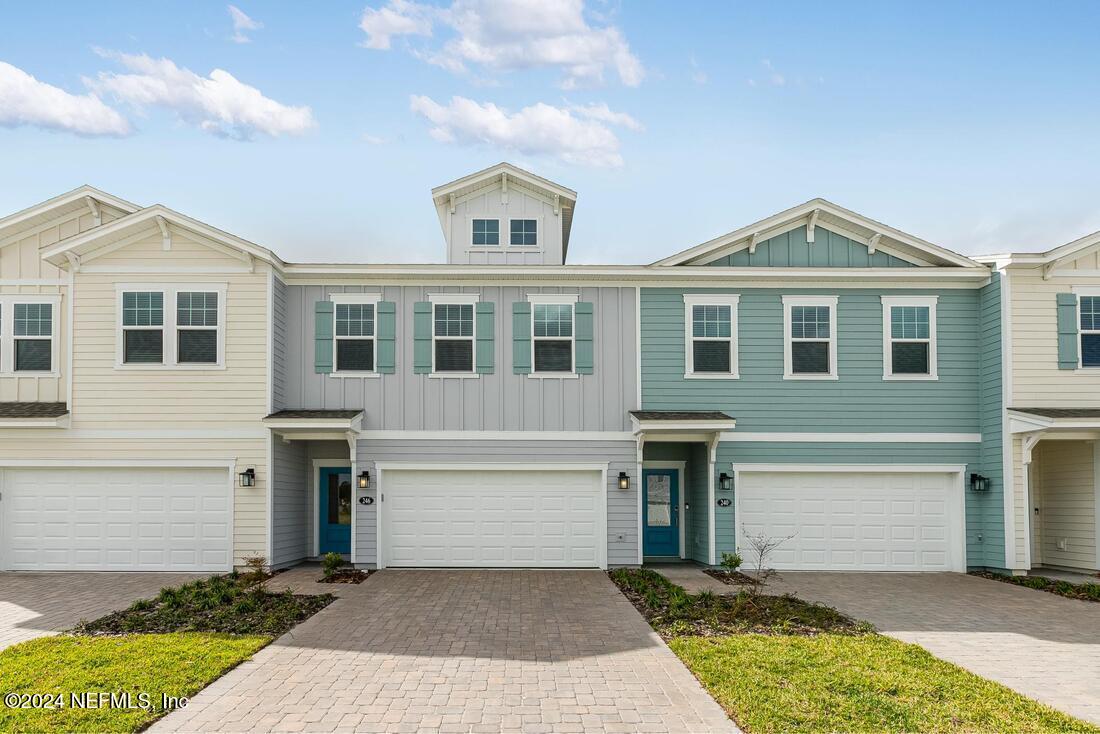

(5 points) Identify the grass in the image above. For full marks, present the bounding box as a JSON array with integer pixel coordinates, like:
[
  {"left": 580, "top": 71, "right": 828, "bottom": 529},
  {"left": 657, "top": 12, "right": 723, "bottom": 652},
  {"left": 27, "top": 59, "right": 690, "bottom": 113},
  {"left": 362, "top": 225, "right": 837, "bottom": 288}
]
[
  {"left": 0, "top": 633, "right": 267, "bottom": 733},
  {"left": 972, "top": 570, "right": 1100, "bottom": 603},
  {"left": 672, "top": 634, "right": 1097, "bottom": 734},
  {"left": 610, "top": 567, "right": 1099, "bottom": 733}
]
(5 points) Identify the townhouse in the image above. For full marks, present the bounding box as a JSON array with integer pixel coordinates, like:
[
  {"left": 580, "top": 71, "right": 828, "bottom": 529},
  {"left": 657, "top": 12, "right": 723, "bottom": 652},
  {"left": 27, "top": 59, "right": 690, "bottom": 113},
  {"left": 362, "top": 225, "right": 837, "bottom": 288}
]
[{"left": 1, "top": 162, "right": 1090, "bottom": 577}]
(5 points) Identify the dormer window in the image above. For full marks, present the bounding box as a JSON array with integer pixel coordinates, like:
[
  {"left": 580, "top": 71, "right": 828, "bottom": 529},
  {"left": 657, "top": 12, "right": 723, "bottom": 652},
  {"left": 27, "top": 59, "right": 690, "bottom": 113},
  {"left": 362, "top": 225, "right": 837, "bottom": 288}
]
[
  {"left": 510, "top": 219, "right": 538, "bottom": 246},
  {"left": 472, "top": 219, "right": 499, "bottom": 246}
]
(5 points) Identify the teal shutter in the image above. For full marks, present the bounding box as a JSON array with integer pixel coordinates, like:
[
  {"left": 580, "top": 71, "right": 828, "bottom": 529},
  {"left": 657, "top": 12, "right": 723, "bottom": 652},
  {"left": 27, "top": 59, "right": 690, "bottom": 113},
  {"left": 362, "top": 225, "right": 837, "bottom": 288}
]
[
  {"left": 575, "top": 301, "right": 594, "bottom": 374},
  {"left": 475, "top": 302, "right": 495, "bottom": 374},
  {"left": 376, "top": 301, "right": 396, "bottom": 374},
  {"left": 314, "top": 301, "right": 334, "bottom": 374},
  {"left": 413, "top": 301, "right": 432, "bottom": 374},
  {"left": 1057, "top": 293, "right": 1079, "bottom": 370},
  {"left": 512, "top": 301, "right": 531, "bottom": 374}
]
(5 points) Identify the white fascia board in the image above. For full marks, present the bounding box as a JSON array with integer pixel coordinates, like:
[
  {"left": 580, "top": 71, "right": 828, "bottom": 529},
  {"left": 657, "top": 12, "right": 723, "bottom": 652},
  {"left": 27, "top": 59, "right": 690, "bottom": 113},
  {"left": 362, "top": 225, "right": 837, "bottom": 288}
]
[
  {"left": 374, "top": 462, "right": 608, "bottom": 472},
  {"left": 0, "top": 185, "right": 140, "bottom": 236},
  {"left": 720, "top": 432, "right": 981, "bottom": 443},
  {"left": 634, "top": 420, "right": 737, "bottom": 432},
  {"left": 431, "top": 163, "right": 577, "bottom": 203},
  {"left": 732, "top": 463, "right": 968, "bottom": 474}
]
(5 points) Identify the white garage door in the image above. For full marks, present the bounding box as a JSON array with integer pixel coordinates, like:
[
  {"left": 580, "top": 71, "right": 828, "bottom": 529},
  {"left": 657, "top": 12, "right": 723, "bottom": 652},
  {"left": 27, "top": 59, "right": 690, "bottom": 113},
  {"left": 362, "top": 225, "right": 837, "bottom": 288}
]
[
  {"left": 383, "top": 468, "right": 604, "bottom": 568},
  {"left": 1, "top": 467, "right": 232, "bottom": 572},
  {"left": 737, "top": 469, "right": 963, "bottom": 571}
]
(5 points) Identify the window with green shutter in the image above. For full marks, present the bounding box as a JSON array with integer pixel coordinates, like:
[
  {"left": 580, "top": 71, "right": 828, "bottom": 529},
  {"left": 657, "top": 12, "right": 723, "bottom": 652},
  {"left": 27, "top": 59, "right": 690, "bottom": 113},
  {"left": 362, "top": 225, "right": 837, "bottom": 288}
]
[{"left": 1080, "top": 296, "right": 1100, "bottom": 367}]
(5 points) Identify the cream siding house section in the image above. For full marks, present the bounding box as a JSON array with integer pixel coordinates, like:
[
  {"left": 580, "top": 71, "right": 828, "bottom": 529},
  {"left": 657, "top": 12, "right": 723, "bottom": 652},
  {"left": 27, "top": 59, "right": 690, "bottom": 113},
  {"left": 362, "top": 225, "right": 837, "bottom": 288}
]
[{"left": 1032, "top": 440, "right": 1097, "bottom": 570}]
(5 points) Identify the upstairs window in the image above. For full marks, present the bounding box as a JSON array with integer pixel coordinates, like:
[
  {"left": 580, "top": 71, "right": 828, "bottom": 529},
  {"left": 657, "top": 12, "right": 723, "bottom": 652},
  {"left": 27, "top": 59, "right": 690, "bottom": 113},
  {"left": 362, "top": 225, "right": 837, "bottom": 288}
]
[
  {"left": 177, "top": 292, "right": 218, "bottom": 364},
  {"left": 532, "top": 301, "right": 574, "bottom": 373},
  {"left": 13, "top": 303, "right": 53, "bottom": 372},
  {"left": 684, "top": 295, "right": 739, "bottom": 378},
  {"left": 433, "top": 303, "right": 475, "bottom": 373},
  {"left": 118, "top": 285, "right": 226, "bottom": 368},
  {"left": 883, "top": 297, "right": 938, "bottom": 379},
  {"left": 783, "top": 296, "right": 838, "bottom": 379},
  {"left": 510, "top": 219, "right": 538, "bottom": 246},
  {"left": 122, "top": 291, "right": 164, "bottom": 364},
  {"left": 471, "top": 219, "right": 499, "bottom": 246},
  {"left": 335, "top": 303, "right": 375, "bottom": 372},
  {"left": 1081, "top": 296, "right": 1100, "bottom": 367}
]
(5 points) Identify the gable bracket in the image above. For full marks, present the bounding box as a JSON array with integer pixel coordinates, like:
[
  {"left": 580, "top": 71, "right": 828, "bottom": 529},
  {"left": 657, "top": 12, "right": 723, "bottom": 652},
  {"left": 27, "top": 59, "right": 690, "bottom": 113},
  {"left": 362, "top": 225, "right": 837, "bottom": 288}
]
[
  {"left": 448, "top": 193, "right": 456, "bottom": 215},
  {"left": 805, "top": 209, "right": 819, "bottom": 244},
  {"left": 553, "top": 194, "right": 560, "bottom": 217},
  {"left": 84, "top": 196, "right": 101, "bottom": 226},
  {"left": 867, "top": 233, "right": 881, "bottom": 256},
  {"left": 748, "top": 232, "right": 762, "bottom": 255},
  {"left": 64, "top": 252, "right": 81, "bottom": 273},
  {"left": 1042, "top": 260, "right": 1057, "bottom": 280},
  {"left": 155, "top": 215, "right": 171, "bottom": 251},
  {"left": 501, "top": 172, "right": 509, "bottom": 205}
]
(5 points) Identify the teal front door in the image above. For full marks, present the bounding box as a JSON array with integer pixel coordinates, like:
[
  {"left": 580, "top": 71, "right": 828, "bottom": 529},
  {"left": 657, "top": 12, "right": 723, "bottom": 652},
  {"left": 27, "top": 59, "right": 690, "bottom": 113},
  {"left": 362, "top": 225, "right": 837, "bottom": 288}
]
[
  {"left": 643, "top": 469, "right": 679, "bottom": 557},
  {"left": 319, "top": 467, "right": 352, "bottom": 555}
]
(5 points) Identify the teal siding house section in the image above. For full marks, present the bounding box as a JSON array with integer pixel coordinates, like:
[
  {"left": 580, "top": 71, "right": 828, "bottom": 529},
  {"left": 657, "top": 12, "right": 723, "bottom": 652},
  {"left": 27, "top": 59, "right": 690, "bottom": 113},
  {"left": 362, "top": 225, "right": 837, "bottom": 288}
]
[{"left": 706, "top": 225, "right": 915, "bottom": 268}]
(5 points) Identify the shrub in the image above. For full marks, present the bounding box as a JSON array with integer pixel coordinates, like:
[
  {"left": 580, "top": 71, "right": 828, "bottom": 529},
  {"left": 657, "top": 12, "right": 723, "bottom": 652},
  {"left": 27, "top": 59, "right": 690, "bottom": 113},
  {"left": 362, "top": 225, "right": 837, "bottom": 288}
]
[
  {"left": 321, "top": 552, "right": 345, "bottom": 578},
  {"left": 720, "top": 552, "right": 743, "bottom": 573}
]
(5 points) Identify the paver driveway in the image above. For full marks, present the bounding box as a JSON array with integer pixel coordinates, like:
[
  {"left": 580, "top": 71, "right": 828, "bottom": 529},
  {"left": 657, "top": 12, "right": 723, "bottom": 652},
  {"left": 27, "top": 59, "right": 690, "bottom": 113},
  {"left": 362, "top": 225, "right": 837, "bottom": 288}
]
[
  {"left": 769, "top": 572, "right": 1100, "bottom": 725},
  {"left": 154, "top": 568, "right": 737, "bottom": 734},
  {"left": 0, "top": 571, "right": 206, "bottom": 651}
]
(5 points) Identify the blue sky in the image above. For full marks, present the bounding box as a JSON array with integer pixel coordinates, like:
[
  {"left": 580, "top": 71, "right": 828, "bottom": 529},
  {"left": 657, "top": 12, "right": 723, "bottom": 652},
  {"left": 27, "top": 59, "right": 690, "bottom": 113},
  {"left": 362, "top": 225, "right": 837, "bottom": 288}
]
[{"left": 2, "top": 1, "right": 1099, "bottom": 263}]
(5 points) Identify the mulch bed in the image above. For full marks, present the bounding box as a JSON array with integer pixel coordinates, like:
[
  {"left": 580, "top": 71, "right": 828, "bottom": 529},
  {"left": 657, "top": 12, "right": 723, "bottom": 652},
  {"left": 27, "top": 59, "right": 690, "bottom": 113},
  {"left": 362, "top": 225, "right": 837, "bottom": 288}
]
[
  {"left": 703, "top": 568, "right": 757, "bottom": 586},
  {"left": 74, "top": 573, "right": 335, "bottom": 637},
  {"left": 971, "top": 570, "right": 1100, "bottom": 603},
  {"left": 319, "top": 569, "right": 371, "bottom": 584}
]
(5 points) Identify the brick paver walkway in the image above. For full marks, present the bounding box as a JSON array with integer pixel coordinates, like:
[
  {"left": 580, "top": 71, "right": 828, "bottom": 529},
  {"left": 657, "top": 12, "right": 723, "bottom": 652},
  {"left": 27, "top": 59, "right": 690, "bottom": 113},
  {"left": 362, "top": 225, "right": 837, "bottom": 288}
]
[
  {"left": 153, "top": 568, "right": 737, "bottom": 734},
  {"left": 769, "top": 571, "right": 1100, "bottom": 725},
  {"left": 0, "top": 571, "right": 207, "bottom": 651}
]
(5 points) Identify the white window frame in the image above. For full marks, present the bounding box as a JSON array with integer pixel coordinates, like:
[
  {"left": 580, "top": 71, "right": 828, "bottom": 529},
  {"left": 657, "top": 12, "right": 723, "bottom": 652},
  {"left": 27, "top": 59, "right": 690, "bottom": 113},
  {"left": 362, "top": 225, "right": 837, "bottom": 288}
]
[
  {"left": 330, "top": 292, "right": 382, "bottom": 378},
  {"left": 469, "top": 217, "right": 501, "bottom": 248},
  {"left": 115, "top": 284, "right": 226, "bottom": 370},
  {"left": 528, "top": 293, "right": 578, "bottom": 379},
  {"left": 683, "top": 294, "right": 740, "bottom": 379},
  {"left": 428, "top": 292, "right": 479, "bottom": 379},
  {"left": 508, "top": 217, "right": 540, "bottom": 247},
  {"left": 882, "top": 296, "right": 938, "bottom": 380},
  {"left": 782, "top": 295, "right": 838, "bottom": 380},
  {"left": 1073, "top": 286, "right": 1100, "bottom": 370},
  {"left": 0, "top": 295, "right": 62, "bottom": 376}
]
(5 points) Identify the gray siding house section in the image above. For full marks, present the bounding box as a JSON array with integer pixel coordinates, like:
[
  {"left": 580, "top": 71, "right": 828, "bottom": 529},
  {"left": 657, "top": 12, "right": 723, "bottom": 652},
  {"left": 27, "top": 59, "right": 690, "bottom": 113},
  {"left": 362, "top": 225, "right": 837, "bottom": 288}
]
[
  {"left": 270, "top": 437, "right": 309, "bottom": 568},
  {"left": 354, "top": 439, "right": 638, "bottom": 567},
  {"left": 281, "top": 284, "right": 638, "bottom": 431},
  {"left": 271, "top": 275, "right": 289, "bottom": 411}
]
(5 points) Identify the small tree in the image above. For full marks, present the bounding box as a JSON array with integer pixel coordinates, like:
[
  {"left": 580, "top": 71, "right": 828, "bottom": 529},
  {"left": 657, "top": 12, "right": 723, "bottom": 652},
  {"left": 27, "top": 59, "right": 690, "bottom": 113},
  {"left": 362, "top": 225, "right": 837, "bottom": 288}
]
[{"left": 740, "top": 526, "right": 794, "bottom": 595}]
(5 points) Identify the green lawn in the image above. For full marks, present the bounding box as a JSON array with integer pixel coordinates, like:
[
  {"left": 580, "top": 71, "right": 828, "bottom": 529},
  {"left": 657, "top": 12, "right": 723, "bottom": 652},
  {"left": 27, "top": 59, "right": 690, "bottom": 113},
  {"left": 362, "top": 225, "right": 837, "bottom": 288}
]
[
  {"left": 671, "top": 634, "right": 1099, "bottom": 734},
  {"left": 0, "top": 633, "right": 268, "bottom": 733}
]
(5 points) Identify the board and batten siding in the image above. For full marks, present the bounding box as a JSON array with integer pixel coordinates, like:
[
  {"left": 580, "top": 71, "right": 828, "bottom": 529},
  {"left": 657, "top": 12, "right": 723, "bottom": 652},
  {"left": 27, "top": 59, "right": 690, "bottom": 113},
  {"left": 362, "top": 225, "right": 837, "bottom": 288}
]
[
  {"left": 440, "top": 185, "right": 564, "bottom": 265},
  {"left": 354, "top": 439, "right": 638, "bottom": 567},
  {"left": 271, "top": 437, "right": 309, "bottom": 567},
  {"left": 704, "top": 226, "right": 914, "bottom": 268},
  {"left": 281, "top": 284, "right": 637, "bottom": 432},
  {"left": 272, "top": 275, "right": 289, "bottom": 411}
]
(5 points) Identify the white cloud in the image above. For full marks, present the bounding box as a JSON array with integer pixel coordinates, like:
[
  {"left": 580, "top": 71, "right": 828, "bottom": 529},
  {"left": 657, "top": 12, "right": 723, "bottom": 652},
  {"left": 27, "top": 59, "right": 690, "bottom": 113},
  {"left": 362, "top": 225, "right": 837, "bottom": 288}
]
[
  {"left": 89, "top": 50, "right": 315, "bottom": 139},
  {"left": 0, "top": 61, "right": 129, "bottom": 136},
  {"left": 570, "top": 102, "right": 642, "bottom": 132},
  {"left": 359, "top": 0, "right": 433, "bottom": 49},
  {"left": 361, "top": 133, "right": 387, "bottom": 144},
  {"left": 228, "top": 5, "right": 263, "bottom": 44},
  {"left": 410, "top": 94, "right": 638, "bottom": 167},
  {"left": 748, "top": 59, "right": 785, "bottom": 88},
  {"left": 361, "top": 0, "right": 643, "bottom": 88}
]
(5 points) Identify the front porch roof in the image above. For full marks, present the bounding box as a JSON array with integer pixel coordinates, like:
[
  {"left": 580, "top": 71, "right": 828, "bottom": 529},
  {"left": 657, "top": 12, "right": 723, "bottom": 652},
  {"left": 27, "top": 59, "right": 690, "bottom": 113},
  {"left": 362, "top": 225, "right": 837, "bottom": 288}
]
[
  {"left": 630, "top": 410, "right": 736, "bottom": 433},
  {"left": 1009, "top": 408, "right": 1100, "bottom": 433},
  {"left": 0, "top": 402, "right": 70, "bottom": 428},
  {"left": 263, "top": 410, "right": 363, "bottom": 447}
]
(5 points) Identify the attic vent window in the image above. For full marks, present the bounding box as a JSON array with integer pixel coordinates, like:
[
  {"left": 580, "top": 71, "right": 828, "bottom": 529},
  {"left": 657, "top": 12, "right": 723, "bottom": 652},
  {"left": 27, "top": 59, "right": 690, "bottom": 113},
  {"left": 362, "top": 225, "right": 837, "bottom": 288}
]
[
  {"left": 472, "top": 219, "right": 499, "bottom": 246},
  {"left": 510, "top": 219, "right": 538, "bottom": 246}
]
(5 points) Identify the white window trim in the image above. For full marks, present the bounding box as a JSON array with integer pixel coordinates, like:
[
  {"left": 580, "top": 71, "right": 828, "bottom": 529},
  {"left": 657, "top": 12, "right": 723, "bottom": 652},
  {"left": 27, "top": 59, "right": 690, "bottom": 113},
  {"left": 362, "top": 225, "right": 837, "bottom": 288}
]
[
  {"left": 1073, "top": 286, "right": 1100, "bottom": 369},
  {"left": 782, "top": 295, "right": 838, "bottom": 380},
  {"left": 428, "top": 293, "right": 479, "bottom": 377},
  {"left": 528, "top": 294, "right": 577, "bottom": 377},
  {"left": 881, "top": 295, "right": 938, "bottom": 380},
  {"left": 0, "top": 295, "right": 62, "bottom": 377},
  {"left": 469, "top": 217, "right": 501, "bottom": 249},
  {"left": 330, "top": 293, "right": 381, "bottom": 377},
  {"left": 507, "top": 216, "right": 541, "bottom": 248},
  {"left": 683, "top": 294, "right": 740, "bottom": 380},
  {"left": 115, "top": 284, "right": 227, "bottom": 371}
]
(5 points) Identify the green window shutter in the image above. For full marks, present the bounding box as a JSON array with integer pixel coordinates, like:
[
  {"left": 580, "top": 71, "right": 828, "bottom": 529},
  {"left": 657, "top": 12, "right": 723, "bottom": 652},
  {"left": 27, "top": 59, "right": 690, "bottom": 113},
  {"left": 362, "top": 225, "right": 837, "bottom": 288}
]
[
  {"left": 314, "top": 301, "right": 334, "bottom": 374},
  {"left": 413, "top": 301, "right": 432, "bottom": 374},
  {"left": 512, "top": 301, "right": 531, "bottom": 374},
  {"left": 1057, "top": 293, "right": 1079, "bottom": 370},
  {"left": 475, "top": 301, "right": 495, "bottom": 374},
  {"left": 575, "top": 301, "right": 594, "bottom": 374},
  {"left": 376, "top": 300, "right": 396, "bottom": 374}
]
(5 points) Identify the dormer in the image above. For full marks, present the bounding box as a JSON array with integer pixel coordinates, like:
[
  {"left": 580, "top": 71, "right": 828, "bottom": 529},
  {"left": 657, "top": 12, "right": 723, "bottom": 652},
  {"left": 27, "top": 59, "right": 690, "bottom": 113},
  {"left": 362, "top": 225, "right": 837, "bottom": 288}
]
[{"left": 432, "top": 163, "right": 577, "bottom": 265}]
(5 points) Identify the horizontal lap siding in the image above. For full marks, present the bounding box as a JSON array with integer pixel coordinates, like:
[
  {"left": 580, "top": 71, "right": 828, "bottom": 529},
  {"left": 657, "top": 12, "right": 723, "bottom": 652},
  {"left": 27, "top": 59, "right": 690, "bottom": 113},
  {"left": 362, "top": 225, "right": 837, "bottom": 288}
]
[
  {"left": 709, "top": 226, "right": 914, "bottom": 268},
  {"left": 272, "top": 275, "right": 288, "bottom": 411},
  {"left": 1034, "top": 440, "right": 1096, "bottom": 570},
  {"left": 978, "top": 276, "right": 1007, "bottom": 568},
  {"left": 355, "top": 439, "right": 637, "bottom": 567}
]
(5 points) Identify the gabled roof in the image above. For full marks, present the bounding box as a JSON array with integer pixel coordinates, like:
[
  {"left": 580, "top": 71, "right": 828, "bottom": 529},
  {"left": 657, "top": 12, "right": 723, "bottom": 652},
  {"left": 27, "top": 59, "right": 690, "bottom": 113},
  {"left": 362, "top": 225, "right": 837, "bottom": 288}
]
[
  {"left": 41, "top": 204, "right": 284, "bottom": 272},
  {"left": 976, "top": 229, "right": 1100, "bottom": 277},
  {"left": 431, "top": 162, "right": 578, "bottom": 258},
  {"left": 0, "top": 185, "right": 140, "bottom": 247},
  {"left": 654, "top": 198, "right": 983, "bottom": 269}
]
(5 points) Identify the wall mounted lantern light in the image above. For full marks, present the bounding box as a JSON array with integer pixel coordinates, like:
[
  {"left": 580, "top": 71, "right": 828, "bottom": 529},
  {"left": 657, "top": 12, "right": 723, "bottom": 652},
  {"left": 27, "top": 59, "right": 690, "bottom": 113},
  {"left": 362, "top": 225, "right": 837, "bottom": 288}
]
[
  {"left": 618, "top": 471, "right": 630, "bottom": 490},
  {"left": 358, "top": 470, "right": 370, "bottom": 489},
  {"left": 719, "top": 472, "right": 732, "bottom": 491},
  {"left": 238, "top": 467, "right": 256, "bottom": 488},
  {"left": 969, "top": 473, "right": 990, "bottom": 492}
]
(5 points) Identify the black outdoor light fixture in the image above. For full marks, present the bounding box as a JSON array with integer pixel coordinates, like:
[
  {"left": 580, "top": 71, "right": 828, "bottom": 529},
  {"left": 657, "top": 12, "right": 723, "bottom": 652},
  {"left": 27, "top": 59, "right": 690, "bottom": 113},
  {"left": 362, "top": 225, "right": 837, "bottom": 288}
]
[
  {"left": 238, "top": 467, "right": 256, "bottom": 488},
  {"left": 970, "top": 473, "right": 990, "bottom": 493},
  {"left": 618, "top": 471, "right": 629, "bottom": 490},
  {"left": 358, "top": 470, "right": 370, "bottom": 489},
  {"left": 719, "top": 472, "right": 732, "bottom": 491}
]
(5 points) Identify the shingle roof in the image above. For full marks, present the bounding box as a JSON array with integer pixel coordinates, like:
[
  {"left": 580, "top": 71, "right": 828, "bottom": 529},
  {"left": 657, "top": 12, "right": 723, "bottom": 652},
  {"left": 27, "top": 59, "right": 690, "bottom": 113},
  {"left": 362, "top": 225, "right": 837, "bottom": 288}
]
[
  {"left": 1010, "top": 408, "right": 1100, "bottom": 419},
  {"left": 0, "top": 402, "right": 69, "bottom": 418},
  {"left": 630, "top": 410, "right": 734, "bottom": 422},
  {"left": 264, "top": 410, "right": 363, "bottom": 420}
]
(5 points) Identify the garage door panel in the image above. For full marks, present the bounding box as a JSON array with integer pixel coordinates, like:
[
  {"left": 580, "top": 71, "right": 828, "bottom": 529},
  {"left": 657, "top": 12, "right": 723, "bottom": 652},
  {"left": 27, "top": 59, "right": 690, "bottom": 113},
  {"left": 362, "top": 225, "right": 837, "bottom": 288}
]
[
  {"left": 738, "top": 471, "right": 961, "bottom": 572},
  {"left": 2, "top": 467, "right": 231, "bottom": 572},
  {"left": 384, "top": 469, "right": 602, "bottom": 568}
]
